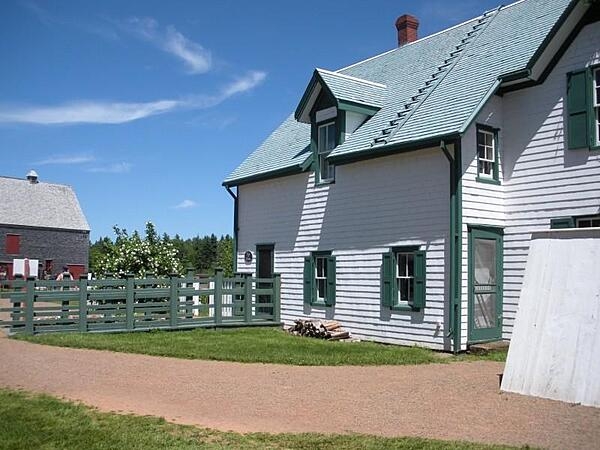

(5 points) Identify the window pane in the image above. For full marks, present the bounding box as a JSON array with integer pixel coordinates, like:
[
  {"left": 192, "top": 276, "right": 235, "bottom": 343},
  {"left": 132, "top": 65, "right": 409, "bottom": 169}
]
[
  {"left": 398, "top": 278, "right": 414, "bottom": 302},
  {"left": 474, "top": 293, "right": 496, "bottom": 329},
  {"left": 592, "top": 219, "right": 600, "bottom": 227},
  {"left": 320, "top": 156, "right": 330, "bottom": 180},
  {"left": 318, "top": 126, "right": 326, "bottom": 152},
  {"left": 399, "top": 278, "right": 409, "bottom": 302},
  {"left": 317, "top": 279, "right": 326, "bottom": 299},
  {"left": 327, "top": 124, "right": 336, "bottom": 150},
  {"left": 398, "top": 253, "right": 407, "bottom": 276},
  {"left": 407, "top": 253, "right": 414, "bottom": 276},
  {"left": 477, "top": 130, "right": 485, "bottom": 147},
  {"left": 474, "top": 238, "right": 496, "bottom": 285},
  {"left": 316, "top": 257, "right": 324, "bottom": 277},
  {"left": 485, "top": 132, "right": 493, "bottom": 147}
]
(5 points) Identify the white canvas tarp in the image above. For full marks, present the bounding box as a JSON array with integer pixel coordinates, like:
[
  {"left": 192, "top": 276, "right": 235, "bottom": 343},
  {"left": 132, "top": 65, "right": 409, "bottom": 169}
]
[{"left": 501, "top": 229, "right": 600, "bottom": 407}]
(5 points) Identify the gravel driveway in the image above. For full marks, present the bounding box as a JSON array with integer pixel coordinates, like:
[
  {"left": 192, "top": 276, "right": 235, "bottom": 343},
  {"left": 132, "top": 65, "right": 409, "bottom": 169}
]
[{"left": 1, "top": 334, "right": 599, "bottom": 449}]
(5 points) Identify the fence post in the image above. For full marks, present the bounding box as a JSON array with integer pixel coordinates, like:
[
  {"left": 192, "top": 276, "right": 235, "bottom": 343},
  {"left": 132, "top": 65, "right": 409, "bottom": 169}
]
[
  {"left": 11, "top": 274, "right": 23, "bottom": 326},
  {"left": 169, "top": 273, "right": 179, "bottom": 328},
  {"left": 186, "top": 267, "right": 194, "bottom": 319},
  {"left": 273, "top": 273, "right": 281, "bottom": 323},
  {"left": 126, "top": 274, "right": 135, "bottom": 330},
  {"left": 25, "top": 276, "right": 35, "bottom": 335},
  {"left": 78, "top": 275, "right": 88, "bottom": 332},
  {"left": 243, "top": 273, "right": 252, "bottom": 323},
  {"left": 214, "top": 268, "right": 223, "bottom": 325}
]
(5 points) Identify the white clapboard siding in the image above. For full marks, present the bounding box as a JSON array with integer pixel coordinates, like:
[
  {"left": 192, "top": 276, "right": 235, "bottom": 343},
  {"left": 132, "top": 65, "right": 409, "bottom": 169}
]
[
  {"left": 501, "top": 21, "right": 600, "bottom": 339},
  {"left": 238, "top": 148, "right": 451, "bottom": 350},
  {"left": 457, "top": 22, "right": 600, "bottom": 346},
  {"left": 460, "top": 95, "right": 505, "bottom": 349}
]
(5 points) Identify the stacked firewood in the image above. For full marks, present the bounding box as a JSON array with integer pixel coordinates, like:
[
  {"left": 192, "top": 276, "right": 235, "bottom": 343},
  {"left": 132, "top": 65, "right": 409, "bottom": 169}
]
[{"left": 287, "top": 319, "right": 350, "bottom": 340}]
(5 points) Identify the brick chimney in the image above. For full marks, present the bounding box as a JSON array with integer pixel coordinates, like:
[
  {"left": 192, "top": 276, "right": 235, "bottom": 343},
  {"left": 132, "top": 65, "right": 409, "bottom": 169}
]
[{"left": 396, "top": 14, "right": 419, "bottom": 46}]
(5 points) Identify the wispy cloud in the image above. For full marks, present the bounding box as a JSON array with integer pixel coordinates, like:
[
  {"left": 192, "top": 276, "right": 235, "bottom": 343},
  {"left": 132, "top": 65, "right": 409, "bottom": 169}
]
[
  {"left": 0, "top": 71, "right": 266, "bottom": 125},
  {"left": 87, "top": 162, "right": 132, "bottom": 174},
  {"left": 0, "top": 100, "right": 180, "bottom": 125},
  {"left": 126, "top": 17, "right": 211, "bottom": 74},
  {"left": 35, "top": 154, "right": 96, "bottom": 165},
  {"left": 21, "top": 1, "right": 119, "bottom": 40},
  {"left": 174, "top": 199, "right": 198, "bottom": 209}
]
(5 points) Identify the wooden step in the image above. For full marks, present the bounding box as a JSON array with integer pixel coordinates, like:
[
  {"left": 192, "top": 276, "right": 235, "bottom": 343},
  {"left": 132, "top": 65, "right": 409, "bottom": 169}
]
[{"left": 468, "top": 340, "right": 509, "bottom": 354}]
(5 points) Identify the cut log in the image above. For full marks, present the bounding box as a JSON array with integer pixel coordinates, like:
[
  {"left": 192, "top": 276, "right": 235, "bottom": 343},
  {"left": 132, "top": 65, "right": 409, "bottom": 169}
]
[{"left": 329, "top": 331, "right": 350, "bottom": 341}]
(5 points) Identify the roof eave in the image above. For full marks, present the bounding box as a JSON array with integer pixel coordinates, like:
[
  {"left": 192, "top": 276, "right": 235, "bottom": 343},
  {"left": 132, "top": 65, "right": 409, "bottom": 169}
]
[
  {"left": 328, "top": 132, "right": 461, "bottom": 166},
  {"left": 222, "top": 164, "right": 305, "bottom": 188}
]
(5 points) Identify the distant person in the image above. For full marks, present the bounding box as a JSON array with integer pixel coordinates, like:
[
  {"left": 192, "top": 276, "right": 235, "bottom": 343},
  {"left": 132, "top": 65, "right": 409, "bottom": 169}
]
[
  {"left": 56, "top": 266, "right": 73, "bottom": 281},
  {"left": 0, "top": 265, "right": 7, "bottom": 281}
]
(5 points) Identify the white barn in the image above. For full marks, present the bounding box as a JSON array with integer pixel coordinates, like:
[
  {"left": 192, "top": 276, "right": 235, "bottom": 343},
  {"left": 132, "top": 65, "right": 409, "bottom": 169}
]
[{"left": 223, "top": 0, "right": 600, "bottom": 352}]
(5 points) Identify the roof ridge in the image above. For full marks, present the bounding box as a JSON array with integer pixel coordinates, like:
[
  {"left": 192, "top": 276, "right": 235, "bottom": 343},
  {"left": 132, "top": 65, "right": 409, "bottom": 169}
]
[
  {"left": 0, "top": 175, "right": 73, "bottom": 188},
  {"left": 318, "top": 68, "right": 387, "bottom": 88},
  {"left": 337, "top": 0, "right": 529, "bottom": 75},
  {"left": 369, "top": 6, "right": 502, "bottom": 148}
]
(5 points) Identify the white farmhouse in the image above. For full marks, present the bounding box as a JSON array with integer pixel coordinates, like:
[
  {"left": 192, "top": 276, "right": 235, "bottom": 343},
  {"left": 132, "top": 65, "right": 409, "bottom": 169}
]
[{"left": 224, "top": 0, "right": 600, "bottom": 352}]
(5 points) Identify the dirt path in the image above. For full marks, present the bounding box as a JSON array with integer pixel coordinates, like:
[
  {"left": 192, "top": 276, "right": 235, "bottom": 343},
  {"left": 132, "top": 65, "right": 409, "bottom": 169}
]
[{"left": 1, "top": 335, "right": 599, "bottom": 449}]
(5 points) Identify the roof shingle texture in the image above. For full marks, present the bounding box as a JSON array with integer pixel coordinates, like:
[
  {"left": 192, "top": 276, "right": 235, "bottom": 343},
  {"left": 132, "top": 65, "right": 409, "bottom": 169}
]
[
  {"left": 225, "top": 0, "right": 573, "bottom": 185},
  {"left": 0, "top": 177, "right": 90, "bottom": 231},
  {"left": 316, "top": 69, "right": 386, "bottom": 108}
]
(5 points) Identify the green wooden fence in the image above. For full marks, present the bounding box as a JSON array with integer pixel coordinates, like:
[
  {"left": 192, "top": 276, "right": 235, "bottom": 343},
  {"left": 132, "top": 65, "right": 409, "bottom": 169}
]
[{"left": 0, "top": 269, "right": 281, "bottom": 335}]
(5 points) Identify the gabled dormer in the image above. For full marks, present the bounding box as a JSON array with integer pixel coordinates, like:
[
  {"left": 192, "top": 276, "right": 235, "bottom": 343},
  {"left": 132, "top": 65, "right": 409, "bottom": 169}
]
[{"left": 295, "top": 68, "right": 386, "bottom": 184}]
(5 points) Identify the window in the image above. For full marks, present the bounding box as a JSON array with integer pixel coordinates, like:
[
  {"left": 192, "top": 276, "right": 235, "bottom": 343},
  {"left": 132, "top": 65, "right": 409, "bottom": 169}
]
[
  {"left": 317, "top": 122, "right": 336, "bottom": 182},
  {"left": 303, "top": 252, "right": 336, "bottom": 306},
  {"left": 567, "top": 66, "right": 599, "bottom": 150},
  {"left": 5, "top": 234, "right": 20, "bottom": 255},
  {"left": 594, "top": 68, "right": 600, "bottom": 147},
  {"left": 381, "top": 247, "right": 426, "bottom": 310},
  {"left": 476, "top": 126, "right": 499, "bottom": 183},
  {"left": 550, "top": 215, "right": 600, "bottom": 229}
]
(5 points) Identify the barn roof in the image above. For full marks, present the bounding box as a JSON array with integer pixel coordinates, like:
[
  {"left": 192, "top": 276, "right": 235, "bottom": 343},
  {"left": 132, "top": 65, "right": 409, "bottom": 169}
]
[
  {"left": 0, "top": 176, "right": 90, "bottom": 231},
  {"left": 224, "top": 0, "right": 578, "bottom": 186}
]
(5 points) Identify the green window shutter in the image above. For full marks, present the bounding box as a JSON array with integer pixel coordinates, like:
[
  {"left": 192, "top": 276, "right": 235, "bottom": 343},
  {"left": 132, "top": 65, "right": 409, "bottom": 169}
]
[
  {"left": 381, "top": 252, "right": 394, "bottom": 307},
  {"left": 303, "top": 256, "right": 313, "bottom": 305},
  {"left": 412, "top": 250, "right": 426, "bottom": 310},
  {"left": 550, "top": 217, "right": 575, "bottom": 229},
  {"left": 325, "top": 255, "right": 336, "bottom": 306},
  {"left": 566, "top": 69, "right": 590, "bottom": 149}
]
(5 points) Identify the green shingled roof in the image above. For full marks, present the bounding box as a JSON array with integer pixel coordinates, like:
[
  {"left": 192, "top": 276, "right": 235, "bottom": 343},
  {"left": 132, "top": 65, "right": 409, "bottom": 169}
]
[{"left": 224, "top": 0, "right": 575, "bottom": 186}]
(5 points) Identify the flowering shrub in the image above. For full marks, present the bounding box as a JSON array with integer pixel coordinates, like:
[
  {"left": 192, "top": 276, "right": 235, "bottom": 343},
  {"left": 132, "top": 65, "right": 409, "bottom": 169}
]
[{"left": 95, "top": 222, "right": 183, "bottom": 278}]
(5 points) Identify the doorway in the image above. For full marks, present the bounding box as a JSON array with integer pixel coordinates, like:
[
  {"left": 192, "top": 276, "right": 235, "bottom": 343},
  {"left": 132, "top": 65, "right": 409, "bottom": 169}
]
[
  {"left": 468, "top": 226, "right": 503, "bottom": 343},
  {"left": 256, "top": 244, "right": 274, "bottom": 316}
]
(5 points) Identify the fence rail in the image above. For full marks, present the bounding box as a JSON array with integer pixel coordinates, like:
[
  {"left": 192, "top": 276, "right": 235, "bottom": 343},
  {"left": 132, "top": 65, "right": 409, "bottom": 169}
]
[{"left": 0, "top": 269, "right": 281, "bottom": 335}]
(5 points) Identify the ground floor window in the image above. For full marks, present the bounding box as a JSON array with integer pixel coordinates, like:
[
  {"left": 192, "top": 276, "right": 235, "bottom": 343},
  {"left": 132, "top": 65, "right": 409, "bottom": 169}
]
[
  {"left": 381, "top": 247, "right": 426, "bottom": 310},
  {"left": 303, "top": 252, "right": 336, "bottom": 306},
  {"left": 551, "top": 215, "right": 600, "bottom": 229}
]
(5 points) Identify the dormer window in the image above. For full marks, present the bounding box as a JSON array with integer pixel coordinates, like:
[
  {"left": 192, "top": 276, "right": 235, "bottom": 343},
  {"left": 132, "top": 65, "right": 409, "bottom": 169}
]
[{"left": 318, "top": 121, "right": 336, "bottom": 182}]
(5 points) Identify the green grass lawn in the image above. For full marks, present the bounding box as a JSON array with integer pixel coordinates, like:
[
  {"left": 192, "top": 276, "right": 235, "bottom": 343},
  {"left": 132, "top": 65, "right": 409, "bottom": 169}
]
[
  {"left": 0, "top": 389, "right": 521, "bottom": 450},
  {"left": 15, "top": 327, "right": 507, "bottom": 365}
]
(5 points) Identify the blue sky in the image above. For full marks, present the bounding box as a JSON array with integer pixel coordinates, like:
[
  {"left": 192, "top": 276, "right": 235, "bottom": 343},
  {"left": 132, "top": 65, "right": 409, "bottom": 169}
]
[{"left": 0, "top": 0, "right": 502, "bottom": 241}]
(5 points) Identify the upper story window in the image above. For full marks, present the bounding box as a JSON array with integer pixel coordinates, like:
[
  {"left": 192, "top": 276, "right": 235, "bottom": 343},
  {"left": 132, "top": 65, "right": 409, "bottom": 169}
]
[
  {"left": 317, "top": 122, "right": 336, "bottom": 182},
  {"left": 476, "top": 126, "right": 499, "bottom": 184},
  {"left": 566, "top": 66, "right": 600, "bottom": 150}
]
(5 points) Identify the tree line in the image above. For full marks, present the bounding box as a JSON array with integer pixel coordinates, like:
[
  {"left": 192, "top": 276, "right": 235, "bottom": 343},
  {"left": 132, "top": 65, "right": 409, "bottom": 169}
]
[{"left": 89, "top": 222, "right": 233, "bottom": 278}]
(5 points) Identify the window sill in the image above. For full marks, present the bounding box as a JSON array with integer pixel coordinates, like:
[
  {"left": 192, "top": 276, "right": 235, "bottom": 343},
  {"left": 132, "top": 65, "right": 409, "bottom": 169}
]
[
  {"left": 310, "top": 300, "right": 331, "bottom": 307},
  {"left": 315, "top": 178, "right": 335, "bottom": 186},
  {"left": 390, "top": 304, "right": 420, "bottom": 312},
  {"left": 476, "top": 176, "right": 501, "bottom": 186}
]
